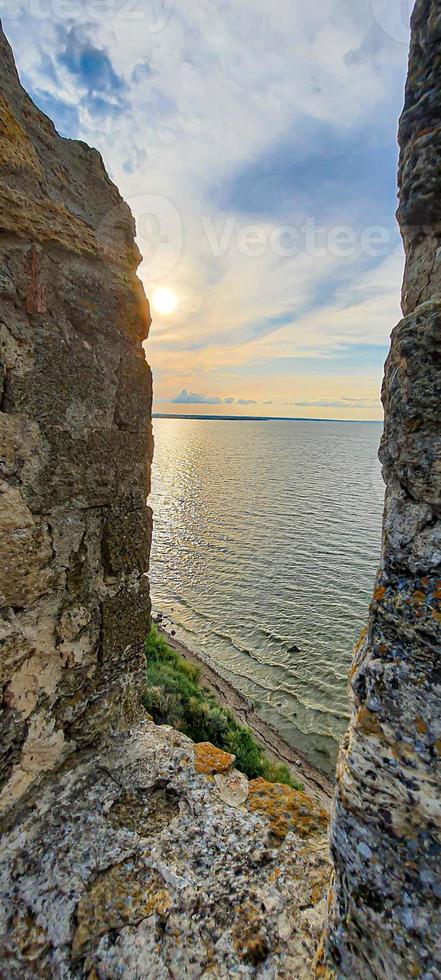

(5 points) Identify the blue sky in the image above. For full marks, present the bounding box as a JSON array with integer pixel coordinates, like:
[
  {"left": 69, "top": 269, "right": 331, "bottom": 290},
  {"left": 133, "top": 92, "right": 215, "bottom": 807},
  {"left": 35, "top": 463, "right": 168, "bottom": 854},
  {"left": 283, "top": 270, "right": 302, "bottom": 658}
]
[{"left": 2, "top": 1, "right": 411, "bottom": 418}]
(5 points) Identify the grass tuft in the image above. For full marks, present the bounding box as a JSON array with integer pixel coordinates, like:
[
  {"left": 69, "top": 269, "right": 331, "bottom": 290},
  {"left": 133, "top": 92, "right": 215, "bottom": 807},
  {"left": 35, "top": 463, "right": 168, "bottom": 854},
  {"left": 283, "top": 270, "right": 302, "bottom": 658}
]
[{"left": 143, "top": 626, "right": 303, "bottom": 790}]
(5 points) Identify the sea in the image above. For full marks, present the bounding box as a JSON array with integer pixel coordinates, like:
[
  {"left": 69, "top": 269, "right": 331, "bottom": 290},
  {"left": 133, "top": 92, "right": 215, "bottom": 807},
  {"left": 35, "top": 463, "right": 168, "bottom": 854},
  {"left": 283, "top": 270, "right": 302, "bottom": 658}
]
[{"left": 149, "top": 416, "right": 384, "bottom": 778}]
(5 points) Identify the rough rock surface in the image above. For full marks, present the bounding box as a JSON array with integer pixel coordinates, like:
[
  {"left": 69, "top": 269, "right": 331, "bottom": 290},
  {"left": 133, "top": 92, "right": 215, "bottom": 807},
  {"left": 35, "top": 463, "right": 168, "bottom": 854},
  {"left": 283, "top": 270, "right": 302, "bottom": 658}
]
[
  {"left": 0, "top": 720, "right": 330, "bottom": 979},
  {"left": 322, "top": 2, "right": 441, "bottom": 976},
  {"left": 0, "top": 23, "right": 153, "bottom": 819}
]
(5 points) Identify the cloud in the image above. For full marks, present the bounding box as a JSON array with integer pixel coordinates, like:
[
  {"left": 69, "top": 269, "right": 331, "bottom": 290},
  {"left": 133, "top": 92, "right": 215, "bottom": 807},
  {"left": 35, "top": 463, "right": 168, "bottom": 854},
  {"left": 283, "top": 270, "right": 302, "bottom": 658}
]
[
  {"left": 170, "top": 391, "right": 258, "bottom": 405},
  {"left": 58, "top": 27, "right": 124, "bottom": 96},
  {"left": 215, "top": 116, "right": 398, "bottom": 231},
  {"left": 289, "top": 397, "right": 378, "bottom": 409},
  {"left": 171, "top": 390, "right": 224, "bottom": 405},
  {"left": 54, "top": 26, "right": 128, "bottom": 118},
  {"left": 1, "top": 0, "right": 409, "bottom": 419}
]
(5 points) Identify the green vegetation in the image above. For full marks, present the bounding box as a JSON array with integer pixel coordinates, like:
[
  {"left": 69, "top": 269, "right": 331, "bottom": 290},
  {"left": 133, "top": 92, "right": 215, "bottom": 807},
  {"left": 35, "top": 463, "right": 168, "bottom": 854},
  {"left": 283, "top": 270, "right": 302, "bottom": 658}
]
[{"left": 143, "top": 626, "right": 303, "bottom": 790}]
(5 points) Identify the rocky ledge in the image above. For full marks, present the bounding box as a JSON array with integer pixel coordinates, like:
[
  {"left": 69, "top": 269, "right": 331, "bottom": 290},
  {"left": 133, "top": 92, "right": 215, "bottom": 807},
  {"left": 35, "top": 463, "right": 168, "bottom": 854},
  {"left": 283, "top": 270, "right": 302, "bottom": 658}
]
[{"left": 0, "top": 720, "right": 330, "bottom": 979}]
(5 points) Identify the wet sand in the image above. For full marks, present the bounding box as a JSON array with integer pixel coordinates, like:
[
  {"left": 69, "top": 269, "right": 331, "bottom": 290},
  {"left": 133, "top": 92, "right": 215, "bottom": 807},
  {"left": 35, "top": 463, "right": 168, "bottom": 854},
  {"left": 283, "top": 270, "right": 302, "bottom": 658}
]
[{"left": 157, "top": 623, "right": 334, "bottom": 811}]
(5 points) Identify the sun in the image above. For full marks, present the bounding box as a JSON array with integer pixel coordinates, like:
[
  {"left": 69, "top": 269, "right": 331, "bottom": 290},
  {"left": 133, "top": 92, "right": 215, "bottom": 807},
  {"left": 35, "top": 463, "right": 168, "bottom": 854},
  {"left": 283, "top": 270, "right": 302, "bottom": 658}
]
[{"left": 151, "top": 286, "right": 178, "bottom": 316}]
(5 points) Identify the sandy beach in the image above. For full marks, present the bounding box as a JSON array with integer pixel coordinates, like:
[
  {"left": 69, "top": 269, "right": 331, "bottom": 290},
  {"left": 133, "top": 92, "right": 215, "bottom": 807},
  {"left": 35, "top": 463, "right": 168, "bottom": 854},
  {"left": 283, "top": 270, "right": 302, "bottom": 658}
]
[{"left": 156, "top": 621, "right": 334, "bottom": 811}]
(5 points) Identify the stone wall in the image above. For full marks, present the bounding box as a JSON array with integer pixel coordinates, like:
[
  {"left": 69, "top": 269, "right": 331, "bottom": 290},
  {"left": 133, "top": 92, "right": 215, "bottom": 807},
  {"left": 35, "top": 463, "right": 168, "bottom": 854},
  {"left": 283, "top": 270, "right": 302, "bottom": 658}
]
[
  {"left": 323, "top": 2, "right": 441, "bottom": 976},
  {"left": 0, "top": 22, "right": 153, "bottom": 821}
]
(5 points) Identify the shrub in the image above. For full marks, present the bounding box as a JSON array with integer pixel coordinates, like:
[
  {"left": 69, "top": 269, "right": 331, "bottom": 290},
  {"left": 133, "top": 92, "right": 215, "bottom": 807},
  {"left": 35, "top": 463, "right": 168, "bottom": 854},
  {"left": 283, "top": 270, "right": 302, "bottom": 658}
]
[
  {"left": 143, "top": 626, "right": 303, "bottom": 791},
  {"left": 225, "top": 726, "right": 267, "bottom": 780}
]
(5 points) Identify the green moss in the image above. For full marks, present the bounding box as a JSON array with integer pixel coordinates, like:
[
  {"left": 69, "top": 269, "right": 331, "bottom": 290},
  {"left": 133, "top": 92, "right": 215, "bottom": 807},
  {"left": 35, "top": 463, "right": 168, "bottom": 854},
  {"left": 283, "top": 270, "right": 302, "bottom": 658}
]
[{"left": 143, "top": 626, "right": 303, "bottom": 791}]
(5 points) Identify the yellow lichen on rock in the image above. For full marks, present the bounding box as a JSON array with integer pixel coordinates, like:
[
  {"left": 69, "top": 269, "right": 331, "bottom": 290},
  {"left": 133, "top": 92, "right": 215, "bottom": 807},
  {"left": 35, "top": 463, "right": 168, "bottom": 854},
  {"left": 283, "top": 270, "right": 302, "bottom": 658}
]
[
  {"left": 72, "top": 861, "right": 171, "bottom": 958},
  {"left": 0, "top": 93, "right": 42, "bottom": 175},
  {"left": 1, "top": 720, "right": 332, "bottom": 977},
  {"left": 355, "top": 705, "right": 384, "bottom": 737},
  {"left": 248, "top": 778, "right": 328, "bottom": 842},
  {"left": 194, "top": 742, "right": 234, "bottom": 775},
  {"left": 313, "top": 934, "right": 337, "bottom": 979}
]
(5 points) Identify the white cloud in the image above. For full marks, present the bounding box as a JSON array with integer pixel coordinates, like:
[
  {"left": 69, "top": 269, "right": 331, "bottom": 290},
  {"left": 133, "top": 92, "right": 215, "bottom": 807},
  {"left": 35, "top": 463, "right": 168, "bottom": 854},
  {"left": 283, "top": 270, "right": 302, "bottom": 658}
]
[
  {"left": 169, "top": 389, "right": 256, "bottom": 405},
  {"left": 1, "top": 0, "right": 409, "bottom": 417},
  {"left": 291, "top": 397, "right": 378, "bottom": 409},
  {"left": 170, "top": 389, "right": 223, "bottom": 405}
]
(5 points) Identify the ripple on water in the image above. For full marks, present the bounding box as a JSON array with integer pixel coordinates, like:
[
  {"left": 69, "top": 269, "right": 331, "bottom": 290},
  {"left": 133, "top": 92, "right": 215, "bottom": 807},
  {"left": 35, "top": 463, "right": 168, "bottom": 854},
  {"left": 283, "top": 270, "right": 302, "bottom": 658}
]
[{"left": 149, "top": 418, "right": 383, "bottom": 777}]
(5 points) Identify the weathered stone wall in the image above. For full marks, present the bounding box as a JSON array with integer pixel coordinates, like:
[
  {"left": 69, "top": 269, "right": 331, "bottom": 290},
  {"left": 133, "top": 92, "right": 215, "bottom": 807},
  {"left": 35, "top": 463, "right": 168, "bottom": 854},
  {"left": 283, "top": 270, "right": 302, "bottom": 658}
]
[
  {"left": 323, "top": 2, "right": 441, "bottom": 976},
  {"left": 0, "top": 22, "right": 153, "bottom": 821}
]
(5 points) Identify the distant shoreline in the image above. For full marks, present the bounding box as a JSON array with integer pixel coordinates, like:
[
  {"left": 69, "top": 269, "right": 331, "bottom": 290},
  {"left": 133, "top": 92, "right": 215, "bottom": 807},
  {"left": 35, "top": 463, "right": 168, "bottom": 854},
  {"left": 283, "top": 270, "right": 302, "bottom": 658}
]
[
  {"left": 156, "top": 621, "right": 334, "bottom": 811},
  {"left": 153, "top": 413, "right": 383, "bottom": 424}
]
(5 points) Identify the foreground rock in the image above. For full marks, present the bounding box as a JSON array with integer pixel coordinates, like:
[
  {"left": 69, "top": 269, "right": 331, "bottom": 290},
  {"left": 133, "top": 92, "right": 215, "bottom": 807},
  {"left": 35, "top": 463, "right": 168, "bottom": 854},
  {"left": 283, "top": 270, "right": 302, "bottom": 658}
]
[
  {"left": 0, "top": 721, "right": 330, "bottom": 978},
  {"left": 323, "top": 2, "right": 441, "bottom": 976},
  {"left": 0, "top": 21, "right": 153, "bottom": 818}
]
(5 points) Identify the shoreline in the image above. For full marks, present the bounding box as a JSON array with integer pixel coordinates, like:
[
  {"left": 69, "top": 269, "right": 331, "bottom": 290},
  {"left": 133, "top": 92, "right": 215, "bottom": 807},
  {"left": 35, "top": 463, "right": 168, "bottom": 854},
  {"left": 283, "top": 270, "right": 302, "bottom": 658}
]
[{"left": 156, "top": 622, "right": 334, "bottom": 811}]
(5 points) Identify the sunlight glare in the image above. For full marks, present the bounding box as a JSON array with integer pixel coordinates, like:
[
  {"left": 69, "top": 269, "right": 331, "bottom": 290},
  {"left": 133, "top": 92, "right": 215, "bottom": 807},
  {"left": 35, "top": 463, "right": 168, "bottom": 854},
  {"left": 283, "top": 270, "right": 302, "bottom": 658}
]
[{"left": 152, "top": 286, "right": 178, "bottom": 316}]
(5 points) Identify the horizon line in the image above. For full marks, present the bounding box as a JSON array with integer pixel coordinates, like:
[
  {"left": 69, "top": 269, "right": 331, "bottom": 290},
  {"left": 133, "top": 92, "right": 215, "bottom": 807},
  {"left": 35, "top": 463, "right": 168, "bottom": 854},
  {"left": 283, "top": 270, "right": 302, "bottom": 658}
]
[{"left": 153, "top": 412, "right": 383, "bottom": 424}]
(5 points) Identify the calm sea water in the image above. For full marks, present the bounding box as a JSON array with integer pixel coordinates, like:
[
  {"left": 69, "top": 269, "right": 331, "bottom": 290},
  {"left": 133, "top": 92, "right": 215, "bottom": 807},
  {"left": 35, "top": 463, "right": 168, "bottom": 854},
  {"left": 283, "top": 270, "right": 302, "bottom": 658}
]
[{"left": 149, "top": 418, "right": 384, "bottom": 777}]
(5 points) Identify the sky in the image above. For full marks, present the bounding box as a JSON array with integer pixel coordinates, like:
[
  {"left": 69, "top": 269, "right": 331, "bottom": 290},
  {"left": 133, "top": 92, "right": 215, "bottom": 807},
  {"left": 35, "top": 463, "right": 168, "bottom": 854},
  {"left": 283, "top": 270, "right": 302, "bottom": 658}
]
[{"left": 2, "top": 1, "right": 412, "bottom": 419}]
